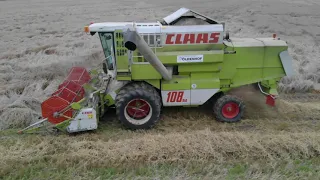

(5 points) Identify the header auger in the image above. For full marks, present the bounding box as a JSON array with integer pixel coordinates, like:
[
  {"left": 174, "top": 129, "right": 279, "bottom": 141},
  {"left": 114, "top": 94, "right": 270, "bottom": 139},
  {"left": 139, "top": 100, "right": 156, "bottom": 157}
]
[{"left": 19, "top": 7, "right": 294, "bottom": 134}]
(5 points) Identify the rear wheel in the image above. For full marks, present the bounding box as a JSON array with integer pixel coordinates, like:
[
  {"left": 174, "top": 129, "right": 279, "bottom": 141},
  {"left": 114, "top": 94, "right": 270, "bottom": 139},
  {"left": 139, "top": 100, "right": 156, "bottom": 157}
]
[
  {"left": 115, "top": 82, "right": 161, "bottom": 130},
  {"left": 213, "top": 95, "right": 245, "bottom": 123}
]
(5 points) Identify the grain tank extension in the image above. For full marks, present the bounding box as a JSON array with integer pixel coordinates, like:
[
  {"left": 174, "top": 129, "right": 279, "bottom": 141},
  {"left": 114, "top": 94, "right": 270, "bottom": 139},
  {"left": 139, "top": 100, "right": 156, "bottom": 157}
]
[{"left": 19, "top": 8, "right": 294, "bottom": 133}]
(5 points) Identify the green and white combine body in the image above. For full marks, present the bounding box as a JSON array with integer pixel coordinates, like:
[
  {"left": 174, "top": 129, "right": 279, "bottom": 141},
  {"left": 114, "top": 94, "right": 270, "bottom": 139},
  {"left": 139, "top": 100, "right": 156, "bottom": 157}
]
[{"left": 18, "top": 8, "right": 294, "bottom": 133}]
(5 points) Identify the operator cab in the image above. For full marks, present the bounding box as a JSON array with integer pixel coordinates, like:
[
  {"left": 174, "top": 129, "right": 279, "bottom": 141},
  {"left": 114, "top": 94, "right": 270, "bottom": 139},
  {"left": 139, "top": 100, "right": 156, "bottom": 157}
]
[
  {"left": 98, "top": 32, "right": 115, "bottom": 73},
  {"left": 85, "top": 22, "right": 135, "bottom": 76}
]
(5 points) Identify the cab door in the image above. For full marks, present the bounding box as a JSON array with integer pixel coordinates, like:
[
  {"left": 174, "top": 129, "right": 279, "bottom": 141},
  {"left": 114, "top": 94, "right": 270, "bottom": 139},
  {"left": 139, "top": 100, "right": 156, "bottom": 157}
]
[{"left": 98, "top": 32, "right": 116, "bottom": 71}]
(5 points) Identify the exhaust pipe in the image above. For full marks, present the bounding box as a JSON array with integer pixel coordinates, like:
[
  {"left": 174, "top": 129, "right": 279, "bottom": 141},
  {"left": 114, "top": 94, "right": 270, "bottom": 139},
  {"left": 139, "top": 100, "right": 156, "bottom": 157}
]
[{"left": 122, "top": 27, "right": 172, "bottom": 81}]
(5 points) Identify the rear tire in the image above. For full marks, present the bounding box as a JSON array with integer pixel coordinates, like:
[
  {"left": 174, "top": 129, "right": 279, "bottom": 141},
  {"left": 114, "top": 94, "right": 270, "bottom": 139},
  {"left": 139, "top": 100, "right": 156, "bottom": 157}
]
[
  {"left": 213, "top": 95, "right": 245, "bottom": 123},
  {"left": 115, "top": 82, "right": 161, "bottom": 130}
]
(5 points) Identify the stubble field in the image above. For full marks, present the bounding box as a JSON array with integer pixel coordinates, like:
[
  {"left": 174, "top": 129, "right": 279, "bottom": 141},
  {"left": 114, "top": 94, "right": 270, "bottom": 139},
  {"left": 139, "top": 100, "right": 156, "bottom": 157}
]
[{"left": 0, "top": 0, "right": 320, "bottom": 179}]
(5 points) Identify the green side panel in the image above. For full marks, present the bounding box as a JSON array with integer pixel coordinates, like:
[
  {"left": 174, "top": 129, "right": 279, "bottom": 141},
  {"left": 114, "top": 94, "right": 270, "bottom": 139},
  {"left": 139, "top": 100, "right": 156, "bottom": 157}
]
[
  {"left": 156, "top": 50, "right": 224, "bottom": 64},
  {"left": 230, "top": 47, "right": 264, "bottom": 86},
  {"left": 262, "top": 46, "right": 287, "bottom": 79},
  {"left": 191, "top": 73, "right": 220, "bottom": 89},
  {"left": 263, "top": 46, "right": 288, "bottom": 67},
  {"left": 161, "top": 75, "right": 191, "bottom": 90},
  {"left": 131, "top": 64, "right": 162, "bottom": 80},
  {"left": 145, "top": 79, "right": 160, "bottom": 89},
  {"left": 237, "top": 47, "right": 265, "bottom": 68},
  {"left": 220, "top": 47, "right": 264, "bottom": 80},
  {"left": 114, "top": 30, "right": 129, "bottom": 72},
  {"left": 219, "top": 45, "right": 288, "bottom": 88},
  {"left": 231, "top": 68, "right": 264, "bottom": 87},
  {"left": 263, "top": 68, "right": 286, "bottom": 80},
  {"left": 218, "top": 54, "right": 238, "bottom": 80},
  {"left": 179, "top": 63, "right": 222, "bottom": 73}
]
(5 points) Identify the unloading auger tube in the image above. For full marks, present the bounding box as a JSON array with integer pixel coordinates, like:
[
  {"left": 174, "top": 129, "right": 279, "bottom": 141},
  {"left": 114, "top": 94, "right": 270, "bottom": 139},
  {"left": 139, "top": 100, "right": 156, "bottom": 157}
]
[{"left": 122, "top": 27, "right": 172, "bottom": 81}]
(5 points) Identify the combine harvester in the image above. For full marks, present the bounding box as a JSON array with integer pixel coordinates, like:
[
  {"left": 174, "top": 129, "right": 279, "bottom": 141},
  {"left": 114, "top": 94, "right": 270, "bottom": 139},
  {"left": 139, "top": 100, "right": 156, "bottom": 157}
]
[{"left": 18, "top": 8, "right": 294, "bottom": 134}]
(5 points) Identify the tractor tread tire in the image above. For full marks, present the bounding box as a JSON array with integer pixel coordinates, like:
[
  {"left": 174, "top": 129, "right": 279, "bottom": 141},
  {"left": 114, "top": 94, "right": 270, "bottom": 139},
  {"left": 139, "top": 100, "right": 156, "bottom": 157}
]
[
  {"left": 213, "top": 95, "right": 245, "bottom": 123},
  {"left": 115, "top": 82, "right": 161, "bottom": 130}
]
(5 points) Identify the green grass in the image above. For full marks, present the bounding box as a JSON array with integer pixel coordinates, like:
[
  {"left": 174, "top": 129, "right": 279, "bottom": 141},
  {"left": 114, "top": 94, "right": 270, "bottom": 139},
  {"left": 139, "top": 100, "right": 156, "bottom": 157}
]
[{"left": 2, "top": 157, "right": 320, "bottom": 179}]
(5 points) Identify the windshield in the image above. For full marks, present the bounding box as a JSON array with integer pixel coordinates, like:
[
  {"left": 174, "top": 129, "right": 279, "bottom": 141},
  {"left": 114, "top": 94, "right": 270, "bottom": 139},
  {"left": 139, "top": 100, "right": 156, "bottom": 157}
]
[{"left": 99, "top": 32, "right": 114, "bottom": 70}]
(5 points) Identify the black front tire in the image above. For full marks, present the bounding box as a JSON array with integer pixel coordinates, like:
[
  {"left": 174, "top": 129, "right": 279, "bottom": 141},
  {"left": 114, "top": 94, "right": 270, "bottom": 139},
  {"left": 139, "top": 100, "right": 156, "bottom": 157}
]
[
  {"left": 115, "top": 82, "right": 161, "bottom": 130},
  {"left": 213, "top": 95, "right": 245, "bottom": 123}
]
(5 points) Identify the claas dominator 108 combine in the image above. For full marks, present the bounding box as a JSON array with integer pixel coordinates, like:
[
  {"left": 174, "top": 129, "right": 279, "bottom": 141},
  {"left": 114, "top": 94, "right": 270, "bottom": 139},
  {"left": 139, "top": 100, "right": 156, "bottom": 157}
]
[{"left": 19, "top": 8, "right": 294, "bottom": 134}]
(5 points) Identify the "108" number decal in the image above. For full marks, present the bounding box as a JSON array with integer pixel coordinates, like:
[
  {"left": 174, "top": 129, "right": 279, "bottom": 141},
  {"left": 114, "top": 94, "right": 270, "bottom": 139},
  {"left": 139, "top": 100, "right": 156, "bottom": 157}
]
[{"left": 166, "top": 91, "right": 187, "bottom": 102}]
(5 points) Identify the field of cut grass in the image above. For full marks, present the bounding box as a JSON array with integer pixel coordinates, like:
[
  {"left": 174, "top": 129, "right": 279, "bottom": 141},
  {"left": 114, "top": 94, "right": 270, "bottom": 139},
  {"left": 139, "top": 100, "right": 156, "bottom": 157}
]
[
  {"left": 2, "top": 127, "right": 320, "bottom": 179},
  {"left": 1, "top": 95, "right": 320, "bottom": 179}
]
